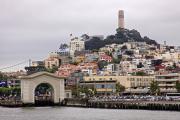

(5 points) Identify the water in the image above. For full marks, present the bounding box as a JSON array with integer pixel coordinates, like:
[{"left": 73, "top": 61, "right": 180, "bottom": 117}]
[{"left": 0, "top": 107, "right": 180, "bottom": 120}]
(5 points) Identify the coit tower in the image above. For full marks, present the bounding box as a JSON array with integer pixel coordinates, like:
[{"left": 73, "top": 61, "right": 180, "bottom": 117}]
[{"left": 118, "top": 10, "right": 125, "bottom": 29}]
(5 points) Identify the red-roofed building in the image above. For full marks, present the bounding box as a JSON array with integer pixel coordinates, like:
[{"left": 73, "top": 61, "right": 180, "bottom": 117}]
[
  {"left": 56, "top": 64, "right": 77, "bottom": 77},
  {"left": 99, "top": 55, "right": 112, "bottom": 62},
  {"left": 77, "top": 62, "right": 98, "bottom": 75}
]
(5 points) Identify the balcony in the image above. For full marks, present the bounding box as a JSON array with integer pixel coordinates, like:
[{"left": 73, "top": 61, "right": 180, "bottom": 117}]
[
  {"left": 156, "top": 78, "right": 178, "bottom": 82},
  {"left": 158, "top": 84, "right": 176, "bottom": 87},
  {"left": 160, "top": 88, "right": 177, "bottom": 93},
  {"left": 96, "top": 88, "right": 114, "bottom": 92}
]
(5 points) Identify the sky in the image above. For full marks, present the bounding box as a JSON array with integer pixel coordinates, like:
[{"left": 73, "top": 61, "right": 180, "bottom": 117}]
[{"left": 0, "top": 0, "right": 180, "bottom": 72}]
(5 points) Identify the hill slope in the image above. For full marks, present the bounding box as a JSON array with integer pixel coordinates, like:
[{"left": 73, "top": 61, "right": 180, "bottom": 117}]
[{"left": 85, "top": 28, "right": 158, "bottom": 50}]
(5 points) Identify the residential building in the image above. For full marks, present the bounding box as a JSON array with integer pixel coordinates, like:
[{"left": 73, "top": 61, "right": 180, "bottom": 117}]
[
  {"left": 44, "top": 52, "right": 61, "bottom": 69},
  {"left": 66, "top": 70, "right": 84, "bottom": 86},
  {"left": 56, "top": 64, "right": 77, "bottom": 78},
  {"left": 99, "top": 55, "right": 112, "bottom": 62},
  {"left": 73, "top": 55, "right": 85, "bottom": 63},
  {"left": 70, "top": 37, "right": 85, "bottom": 56},
  {"left": 77, "top": 62, "right": 98, "bottom": 76},
  {"left": 85, "top": 53, "right": 99, "bottom": 62}
]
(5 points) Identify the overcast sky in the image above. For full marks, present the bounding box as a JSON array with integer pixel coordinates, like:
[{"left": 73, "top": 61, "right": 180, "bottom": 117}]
[{"left": 0, "top": 0, "right": 180, "bottom": 72}]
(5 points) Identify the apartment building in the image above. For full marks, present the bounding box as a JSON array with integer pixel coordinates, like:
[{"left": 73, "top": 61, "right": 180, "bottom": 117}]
[
  {"left": 155, "top": 73, "right": 180, "bottom": 93},
  {"left": 80, "top": 75, "right": 155, "bottom": 94}
]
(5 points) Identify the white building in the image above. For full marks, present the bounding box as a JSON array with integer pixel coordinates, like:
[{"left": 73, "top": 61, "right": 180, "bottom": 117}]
[
  {"left": 70, "top": 37, "right": 85, "bottom": 56},
  {"left": 44, "top": 52, "right": 61, "bottom": 69}
]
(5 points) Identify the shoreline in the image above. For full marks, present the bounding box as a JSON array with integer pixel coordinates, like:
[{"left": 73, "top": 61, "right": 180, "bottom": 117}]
[
  {"left": 1, "top": 99, "right": 180, "bottom": 111},
  {"left": 0, "top": 104, "right": 180, "bottom": 112}
]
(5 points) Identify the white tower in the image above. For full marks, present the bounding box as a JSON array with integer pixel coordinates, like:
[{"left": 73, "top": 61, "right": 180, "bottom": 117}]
[{"left": 118, "top": 10, "right": 125, "bottom": 29}]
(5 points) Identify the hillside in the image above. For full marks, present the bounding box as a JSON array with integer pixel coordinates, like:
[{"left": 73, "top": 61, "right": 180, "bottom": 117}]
[{"left": 85, "top": 28, "right": 158, "bottom": 50}]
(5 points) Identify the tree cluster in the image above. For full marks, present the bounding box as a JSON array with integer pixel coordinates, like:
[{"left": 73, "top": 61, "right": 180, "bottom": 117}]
[
  {"left": 0, "top": 87, "right": 21, "bottom": 97},
  {"left": 85, "top": 28, "right": 158, "bottom": 50},
  {"left": 150, "top": 81, "right": 160, "bottom": 95}
]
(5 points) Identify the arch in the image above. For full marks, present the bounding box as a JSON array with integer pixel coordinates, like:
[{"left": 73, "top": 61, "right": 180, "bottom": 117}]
[
  {"left": 20, "top": 72, "right": 65, "bottom": 105},
  {"left": 34, "top": 82, "right": 55, "bottom": 105}
]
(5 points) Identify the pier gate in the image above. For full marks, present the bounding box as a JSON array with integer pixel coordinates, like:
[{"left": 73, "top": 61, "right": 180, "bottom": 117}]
[{"left": 19, "top": 72, "right": 65, "bottom": 104}]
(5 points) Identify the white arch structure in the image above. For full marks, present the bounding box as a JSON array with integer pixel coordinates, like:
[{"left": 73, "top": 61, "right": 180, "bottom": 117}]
[{"left": 19, "top": 72, "right": 65, "bottom": 104}]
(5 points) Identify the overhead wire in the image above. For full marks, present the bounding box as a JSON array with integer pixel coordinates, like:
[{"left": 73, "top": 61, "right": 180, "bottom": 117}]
[{"left": 0, "top": 60, "right": 29, "bottom": 71}]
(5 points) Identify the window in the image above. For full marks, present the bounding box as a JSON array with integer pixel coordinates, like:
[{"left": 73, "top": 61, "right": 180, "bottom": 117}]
[
  {"left": 130, "top": 78, "right": 135, "bottom": 81},
  {"left": 66, "top": 93, "right": 70, "bottom": 98}
]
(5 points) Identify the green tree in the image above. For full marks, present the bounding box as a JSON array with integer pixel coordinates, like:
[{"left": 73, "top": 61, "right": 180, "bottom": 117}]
[
  {"left": 92, "top": 49, "right": 98, "bottom": 52},
  {"left": 116, "top": 83, "right": 125, "bottom": 94},
  {"left": 175, "top": 81, "right": 180, "bottom": 92},
  {"left": 78, "top": 86, "right": 94, "bottom": 98},
  {"left": 135, "top": 71, "right": 147, "bottom": 76},
  {"left": 150, "top": 81, "right": 160, "bottom": 95},
  {"left": 93, "top": 88, "right": 97, "bottom": 95},
  {"left": 173, "top": 63, "right": 177, "bottom": 69},
  {"left": 59, "top": 43, "right": 68, "bottom": 50},
  {"left": 98, "top": 60, "right": 108, "bottom": 70},
  {"left": 71, "top": 86, "right": 79, "bottom": 97},
  {"left": 0, "top": 72, "right": 8, "bottom": 80},
  {"left": 112, "top": 58, "right": 120, "bottom": 64},
  {"left": 0, "top": 87, "right": 21, "bottom": 96},
  {"left": 46, "top": 66, "right": 59, "bottom": 73},
  {"left": 71, "top": 62, "right": 78, "bottom": 65}
]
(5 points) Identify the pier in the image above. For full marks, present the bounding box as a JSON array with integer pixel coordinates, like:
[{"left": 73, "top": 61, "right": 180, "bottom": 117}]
[
  {"left": 87, "top": 100, "right": 180, "bottom": 111},
  {"left": 0, "top": 99, "right": 23, "bottom": 107},
  {"left": 62, "top": 98, "right": 180, "bottom": 111},
  {"left": 1, "top": 97, "right": 180, "bottom": 111}
]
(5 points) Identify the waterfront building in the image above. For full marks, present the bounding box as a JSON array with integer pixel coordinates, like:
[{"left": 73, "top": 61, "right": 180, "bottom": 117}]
[
  {"left": 80, "top": 75, "right": 155, "bottom": 95},
  {"left": 126, "top": 76, "right": 155, "bottom": 94},
  {"left": 155, "top": 73, "right": 180, "bottom": 93},
  {"left": 80, "top": 76, "right": 117, "bottom": 95},
  {"left": 7, "top": 79, "right": 21, "bottom": 87}
]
